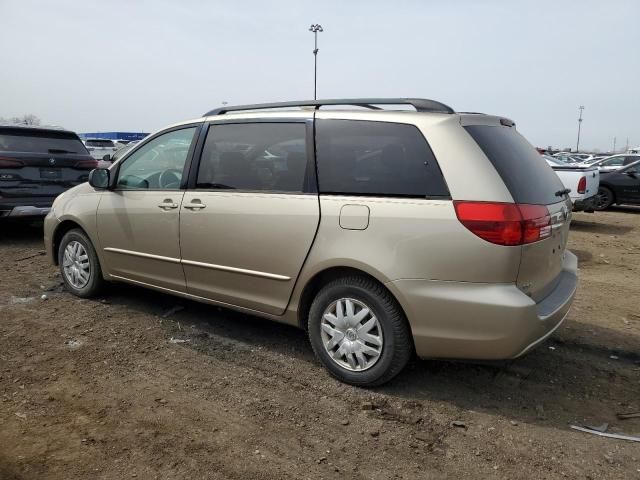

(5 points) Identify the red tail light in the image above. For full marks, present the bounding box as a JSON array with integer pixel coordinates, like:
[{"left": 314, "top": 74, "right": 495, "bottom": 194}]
[
  {"left": 74, "top": 160, "right": 99, "bottom": 169},
  {"left": 0, "top": 156, "right": 25, "bottom": 168},
  {"left": 454, "top": 201, "right": 551, "bottom": 246},
  {"left": 577, "top": 176, "right": 586, "bottom": 194}
]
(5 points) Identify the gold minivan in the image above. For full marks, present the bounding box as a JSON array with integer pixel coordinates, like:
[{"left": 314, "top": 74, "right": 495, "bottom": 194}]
[{"left": 44, "top": 99, "right": 577, "bottom": 386}]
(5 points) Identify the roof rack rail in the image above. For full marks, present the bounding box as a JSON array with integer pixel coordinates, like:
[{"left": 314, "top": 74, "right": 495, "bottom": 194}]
[{"left": 203, "top": 98, "right": 455, "bottom": 117}]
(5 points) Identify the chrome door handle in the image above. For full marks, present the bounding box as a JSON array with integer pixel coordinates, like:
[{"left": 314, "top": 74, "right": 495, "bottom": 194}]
[
  {"left": 184, "top": 203, "right": 206, "bottom": 210},
  {"left": 158, "top": 200, "right": 179, "bottom": 210}
]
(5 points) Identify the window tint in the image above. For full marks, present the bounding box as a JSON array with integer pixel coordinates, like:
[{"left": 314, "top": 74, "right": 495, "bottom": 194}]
[
  {"left": 117, "top": 127, "right": 197, "bottom": 190},
  {"left": 86, "top": 139, "right": 115, "bottom": 148},
  {"left": 603, "top": 157, "right": 624, "bottom": 166},
  {"left": 197, "top": 123, "right": 308, "bottom": 192},
  {"left": 0, "top": 128, "right": 88, "bottom": 154},
  {"left": 315, "top": 120, "right": 449, "bottom": 197},
  {"left": 465, "top": 125, "right": 564, "bottom": 205}
]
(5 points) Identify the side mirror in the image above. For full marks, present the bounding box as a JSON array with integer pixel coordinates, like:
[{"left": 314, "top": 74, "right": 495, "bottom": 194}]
[
  {"left": 627, "top": 171, "right": 637, "bottom": 178},
  {"left": 88, "top": 168, "right": 110, "bottom": 189},
  {"left": 102, "top": 154, "right": 111, "bottom": 162}
]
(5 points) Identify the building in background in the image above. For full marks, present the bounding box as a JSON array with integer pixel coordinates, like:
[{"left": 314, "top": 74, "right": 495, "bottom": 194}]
[{"left": 79, "top": 131, "right": 149, "bottom": 142}]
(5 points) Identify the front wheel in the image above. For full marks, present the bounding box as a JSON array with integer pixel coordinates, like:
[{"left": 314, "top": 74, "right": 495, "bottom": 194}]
[
  {"left": 307, "top": 276, "right": 413, "bottom": 387},
  {"left": 58, "top": 228, "right": 105, "bottom": 298},
  {"left": 595, "top": 186, "right": 614, "bottom": 210}
]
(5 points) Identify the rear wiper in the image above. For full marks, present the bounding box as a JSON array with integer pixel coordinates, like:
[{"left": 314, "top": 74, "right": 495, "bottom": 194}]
[
  {"left": 48, "top": 149, "right": 76, "bottom": 154},
  {"left": 555, "top": 188, "right": 571, "bottom": 197}
]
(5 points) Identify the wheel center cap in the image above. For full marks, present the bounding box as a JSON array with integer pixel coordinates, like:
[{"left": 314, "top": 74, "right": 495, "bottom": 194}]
[{"left": 346, "top": 329, "right": 357, "bottom": 341}]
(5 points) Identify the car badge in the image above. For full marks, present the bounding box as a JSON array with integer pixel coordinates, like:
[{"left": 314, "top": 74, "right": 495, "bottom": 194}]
[{"left": 49, "top": 158, "right": 56, "bottom": 165}]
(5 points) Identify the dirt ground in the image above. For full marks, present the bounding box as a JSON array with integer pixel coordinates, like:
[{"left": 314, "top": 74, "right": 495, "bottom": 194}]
[{"left": 1, "top": 208, "right": 639, "bottom": 480}]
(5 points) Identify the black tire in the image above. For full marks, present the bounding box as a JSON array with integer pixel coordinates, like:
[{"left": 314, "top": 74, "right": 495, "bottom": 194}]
[
  {"left": 58, "top": 228, "right": 105, "bottom": 298},
  {"left": 595, "top": 186, "right": 614, "bottom": 211},
  {"left": 307, "top": 276, "right": 413, "bottom": 387}
]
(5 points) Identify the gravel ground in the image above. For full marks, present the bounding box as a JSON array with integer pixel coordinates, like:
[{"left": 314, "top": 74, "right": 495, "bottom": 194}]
[{"left": 1, "top": 208, "right": 639, "bottom": 479}]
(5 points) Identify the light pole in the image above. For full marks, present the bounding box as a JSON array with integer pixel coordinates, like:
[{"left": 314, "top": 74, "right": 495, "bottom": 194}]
[
  {"left": 576, "top": 105, "right": 584, "bottom": 152},
  {"left": 309, "top": 24, "right": 323, "bottom": 100}
]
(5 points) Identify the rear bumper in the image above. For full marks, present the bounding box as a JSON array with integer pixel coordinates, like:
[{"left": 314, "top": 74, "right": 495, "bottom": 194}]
[
  {"left": 388, "top": 250, "right": 578, "bottom": 360},
  {"left": 572, "top": 194, "right": 597, "bottom": 212},
  {"left": 0, "top": 197, "right": 55, "bottom": 218}
]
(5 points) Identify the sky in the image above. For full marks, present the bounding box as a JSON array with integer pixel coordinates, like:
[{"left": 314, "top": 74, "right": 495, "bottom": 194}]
[{"left": 1, "top": 0, "right": 638, "bottom": 151}]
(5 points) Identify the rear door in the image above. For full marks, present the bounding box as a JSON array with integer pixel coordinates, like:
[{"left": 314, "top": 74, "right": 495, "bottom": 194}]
[
  {"left": 179, "top": 119, "right": 320, "bottom": 315},
  {"left": 464, "top": 123, "right": 571, "bottom": 301},
  {"left": 611, "top": 163, "right": 640, "bottom": 203}
]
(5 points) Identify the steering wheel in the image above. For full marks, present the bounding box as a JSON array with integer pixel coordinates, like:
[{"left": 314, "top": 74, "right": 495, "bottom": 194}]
[{"left": 159, "top": 169, "right": 182, "bottom": 189}]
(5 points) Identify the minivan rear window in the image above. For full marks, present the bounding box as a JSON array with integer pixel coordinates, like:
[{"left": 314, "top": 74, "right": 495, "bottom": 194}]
[
  {"left": 464, "top": 125, "right": 565, "bottom": 205},
  {"left": 316, "top": 120, "right": 449, "bottom": 197},
  {"left": 0, "top": 128, "right": 88, "bottom": 154}
]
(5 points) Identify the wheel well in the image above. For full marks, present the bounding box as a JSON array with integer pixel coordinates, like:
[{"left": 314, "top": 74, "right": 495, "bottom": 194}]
[
  {"left": 51, "top": 220, "right": 84, "bottom": 265},
  {"left": 296, "top": 267, "right": 409, "bottom": 332},
  {"left": 601, "top": 185, "right": 615, "bottom": 199}
]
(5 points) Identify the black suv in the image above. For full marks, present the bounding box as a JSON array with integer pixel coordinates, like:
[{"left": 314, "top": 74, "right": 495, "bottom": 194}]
[{"left": 0, "top": 125, "right": 98, "bottom": 218}]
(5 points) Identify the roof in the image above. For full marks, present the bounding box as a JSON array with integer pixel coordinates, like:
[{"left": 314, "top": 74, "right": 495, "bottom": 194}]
[
  {"left": 0, "top": 123, "right": 77, "bottom": 135},
  {"left": 203, "top": 98, "right": 456, "bottom": 117}
]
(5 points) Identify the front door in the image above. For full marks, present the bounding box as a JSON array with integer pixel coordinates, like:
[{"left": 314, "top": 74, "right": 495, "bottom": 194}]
[
  {"left": 97, "top": 126, "right": 199, "bottom": 291},
  {"left": 179, "top": 120, "right": 320, "bottom": 315},
  {"left": 613, "top": 163, "right": 640, "bottom": 203}
]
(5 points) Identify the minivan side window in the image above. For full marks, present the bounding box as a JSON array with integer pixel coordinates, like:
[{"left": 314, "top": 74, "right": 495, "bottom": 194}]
[
  {"left": 117, "top": 127, "right": 197, "bottom": 190},
  {"left": 315, "top": 120, "right": 449, "bottom": 197},
  {"left": 197, "top": 123, "right": 308, "bottom": 193}
]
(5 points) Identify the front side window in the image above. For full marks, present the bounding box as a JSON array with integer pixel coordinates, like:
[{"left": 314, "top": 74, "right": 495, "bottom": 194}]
[
  {"left": 315, "top": 120, "right": 449, "bottom": 197},
  {"left": 197, "top": 123, "right": 308, "bottom": 192},
  {"left": 117, "top": 127, "right": 197, "bottom": 190}
]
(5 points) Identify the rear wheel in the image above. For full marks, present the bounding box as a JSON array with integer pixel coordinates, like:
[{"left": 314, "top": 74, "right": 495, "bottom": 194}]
[
  {"left": 595, "top": 186, "right": 614, "bottom": 210},
  {"left": 307, "top": 276, "right": 412, "bottom": 387},
  {"left": 58, "top": 228, "right": 104, "bottom": 298}
]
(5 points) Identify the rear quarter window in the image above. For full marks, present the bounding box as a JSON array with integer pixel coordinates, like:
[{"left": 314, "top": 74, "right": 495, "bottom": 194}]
[
  {"left": 315, "top": 120, "right": 449, "bottom": 197},
  {"left": 464, "top": 125, "right": 564, "bottom": 205}
]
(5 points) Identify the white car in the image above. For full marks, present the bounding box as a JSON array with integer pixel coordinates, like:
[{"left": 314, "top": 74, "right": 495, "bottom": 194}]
[
  {"left": 544, "top": 155, "right": 599, "bottom": 211},
  {"left": 591, "top": 154, "right": 640, "bottom": 172},
  {"left": 83, "top": 138, "right": 118, "bottom": 161}
]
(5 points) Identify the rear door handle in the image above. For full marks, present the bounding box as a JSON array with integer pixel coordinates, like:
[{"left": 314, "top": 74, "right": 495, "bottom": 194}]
[
  {"left": 158, "top": 199, "right": 179, "bottom": 210},
  {"left": 184, "top": 200, "right": 206, "bottom": 210}
]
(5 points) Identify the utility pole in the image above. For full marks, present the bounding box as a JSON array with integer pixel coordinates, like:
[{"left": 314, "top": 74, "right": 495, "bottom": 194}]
[
  {"left": 576, "top": 105, "right": 584, "bottom": 152},
  {"left": 613, "top": 137, "right": 617, "bottom": 153},
  {"left": 625, "top": 137, "right": 629, "bottom": 152},
  {"left": 309, "top": 24, "right": 323, "bottom": 100}
]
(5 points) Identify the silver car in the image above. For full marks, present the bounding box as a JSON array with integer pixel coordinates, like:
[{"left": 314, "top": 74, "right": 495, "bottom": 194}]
[{"left": 44, "top": 98, "right": 577, "bottom": 386}]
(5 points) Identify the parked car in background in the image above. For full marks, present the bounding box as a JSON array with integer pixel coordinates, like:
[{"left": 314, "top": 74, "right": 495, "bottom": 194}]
[
  {"left": 109, "top": 142, "right": 136, "bottom": 163},
  {"left": 568, "top": 153, "right": 595, "bottom": 162},
  {"left": 544, "top": 155, "right": 599, "bottom": 211},
  {"left": 44, "top": 98, "right": 577, "bottom": 386},
  {"left": 552, "top": 152, "right": 582, "bottom": 164},
  {"left": 83, "top": 138, "right": 118, "bottom": 161},
  {"left": 0, "top": 124, "right": 97, "bottom": 218},
  {"left": 591, "top": 154, "right": 640, "bottom": 172},
  {"left": 595, "top": 160, "right": 640, "bottom": 210},
  {"left": 581, "top": 155, "right": 607, "bottom": 165}
]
